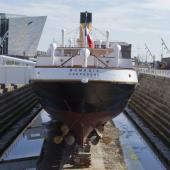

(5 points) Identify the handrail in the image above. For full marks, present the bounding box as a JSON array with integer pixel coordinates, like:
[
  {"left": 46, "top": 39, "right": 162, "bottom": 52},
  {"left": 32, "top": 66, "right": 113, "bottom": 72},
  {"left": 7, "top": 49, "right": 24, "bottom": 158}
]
[
  {"left": 136, "top": 67, "right": 170, "bottom": 78},
  {"left": 0, "top": 55, "right": 35, "bottom": 66},
  {"left": 57, "top": 55, "right": 110, "bottom": 68}
]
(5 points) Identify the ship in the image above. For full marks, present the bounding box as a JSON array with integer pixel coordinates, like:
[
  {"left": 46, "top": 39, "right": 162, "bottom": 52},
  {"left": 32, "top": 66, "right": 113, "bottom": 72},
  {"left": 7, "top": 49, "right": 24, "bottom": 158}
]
[{"left": 31, "top": 11, "right": 138, "bottom": 157}]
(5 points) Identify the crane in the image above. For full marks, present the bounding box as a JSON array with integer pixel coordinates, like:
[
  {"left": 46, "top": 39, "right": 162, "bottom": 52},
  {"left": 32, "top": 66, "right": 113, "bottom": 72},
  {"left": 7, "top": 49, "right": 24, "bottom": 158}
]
[
  {"left": 145, "top": 43, "right": 155, "bottom": 65},
  {"left": 161, "top": 38, "right": 170, "bottom": 60}
]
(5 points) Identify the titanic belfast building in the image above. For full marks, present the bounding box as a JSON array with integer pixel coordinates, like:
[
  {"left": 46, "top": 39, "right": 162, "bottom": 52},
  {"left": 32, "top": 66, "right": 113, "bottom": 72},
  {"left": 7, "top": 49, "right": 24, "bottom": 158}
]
[{"left": 0, "top": 13, "right": 46, "bottom": 58}]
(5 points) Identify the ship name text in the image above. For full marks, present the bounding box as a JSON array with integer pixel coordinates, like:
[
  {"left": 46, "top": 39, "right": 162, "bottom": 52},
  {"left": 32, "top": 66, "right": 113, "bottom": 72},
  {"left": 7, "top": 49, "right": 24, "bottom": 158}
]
[{"left": 68, "top": 68, "right": 99, "bottom": 77}]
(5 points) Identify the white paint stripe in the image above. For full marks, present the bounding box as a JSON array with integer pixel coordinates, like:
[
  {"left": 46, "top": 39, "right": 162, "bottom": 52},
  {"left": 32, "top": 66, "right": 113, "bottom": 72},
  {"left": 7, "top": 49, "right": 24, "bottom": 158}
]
[{"left": 32, "top": 68, "right": 138, "bottom": 84}]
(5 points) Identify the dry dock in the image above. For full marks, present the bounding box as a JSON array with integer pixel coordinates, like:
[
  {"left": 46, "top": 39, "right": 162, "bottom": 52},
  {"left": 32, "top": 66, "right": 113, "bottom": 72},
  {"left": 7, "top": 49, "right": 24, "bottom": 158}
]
[
  {"left": 0, "top": 72, "right": 169, "bottom": 170},
  {"left": 0, "top": 110, "right": 166, "bottom": 170}
]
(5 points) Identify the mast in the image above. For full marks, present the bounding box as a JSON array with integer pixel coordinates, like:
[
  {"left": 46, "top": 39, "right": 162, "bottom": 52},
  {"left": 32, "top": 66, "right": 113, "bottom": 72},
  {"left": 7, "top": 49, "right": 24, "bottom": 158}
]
[
  {"left": 84, "top": 11, "right": 88, "bottom": 48},
  {"left": 83, "top": 11, "right": 89, "bottom": 68}
]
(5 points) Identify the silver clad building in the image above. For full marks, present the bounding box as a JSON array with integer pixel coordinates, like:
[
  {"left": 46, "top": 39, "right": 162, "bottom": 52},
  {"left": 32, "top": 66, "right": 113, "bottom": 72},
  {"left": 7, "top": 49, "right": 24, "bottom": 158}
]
[{"left": 0, "top": 13, "right": 46, "bottom": 57}]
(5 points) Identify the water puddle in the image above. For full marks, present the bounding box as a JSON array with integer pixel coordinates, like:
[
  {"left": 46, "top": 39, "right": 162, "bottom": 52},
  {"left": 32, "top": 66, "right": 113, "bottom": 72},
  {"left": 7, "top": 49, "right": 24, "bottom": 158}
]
[
  {"left": 113, "top": 112, "right": 166, "bottom": 170},
  {"left": 0, "top": 110, "right": 51, "bottom": 170}
]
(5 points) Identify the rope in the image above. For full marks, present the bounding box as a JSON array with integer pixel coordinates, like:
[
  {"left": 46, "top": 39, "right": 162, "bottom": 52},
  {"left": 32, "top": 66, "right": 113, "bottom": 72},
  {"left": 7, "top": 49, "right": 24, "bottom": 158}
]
[
  {"left": 57, "top": 55, "right": 75, "bottom": 67},
  {"left": 93, "top": 55, "right": 109, "bottom": 68},
  {"left": 93, "top": 27, "right": 106, "bottom": 38}
]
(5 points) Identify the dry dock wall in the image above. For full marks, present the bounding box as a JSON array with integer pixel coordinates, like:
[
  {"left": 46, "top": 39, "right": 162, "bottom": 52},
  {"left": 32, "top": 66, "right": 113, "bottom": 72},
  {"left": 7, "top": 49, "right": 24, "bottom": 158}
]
[
  {"left": 128, "top": 74, "right": 170, "bottom": 146},
  {"left": 0, "top": 85, "right": 41, "bottom": 155},
  {"left": 0, "top": 84, "right": 23, "bottom": 94}
]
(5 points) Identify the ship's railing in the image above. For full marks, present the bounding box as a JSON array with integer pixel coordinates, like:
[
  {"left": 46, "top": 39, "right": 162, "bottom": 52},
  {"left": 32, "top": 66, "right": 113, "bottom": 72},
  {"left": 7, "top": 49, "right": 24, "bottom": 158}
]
[{"left": 136, "top": 67, "right": 170, "bottom": 78}]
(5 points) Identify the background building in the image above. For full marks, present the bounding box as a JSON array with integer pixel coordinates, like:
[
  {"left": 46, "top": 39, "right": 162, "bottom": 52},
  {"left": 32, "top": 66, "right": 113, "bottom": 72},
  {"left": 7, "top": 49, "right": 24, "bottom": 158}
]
[
  {"left": 161, "top": 57, "right": 170, "bottom": 69},
  {"left": 94, "top": 40, "right": 132, "bottom": 59},
  {"left": 0, "top": 13, "right": 46, "bottom": 58}
]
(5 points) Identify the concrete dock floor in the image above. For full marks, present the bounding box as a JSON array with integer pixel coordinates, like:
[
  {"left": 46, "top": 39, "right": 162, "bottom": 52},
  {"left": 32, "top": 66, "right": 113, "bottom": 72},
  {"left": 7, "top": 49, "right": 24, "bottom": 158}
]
[{"left": 63, "top": 121, "right": 126, "bottom": 170}]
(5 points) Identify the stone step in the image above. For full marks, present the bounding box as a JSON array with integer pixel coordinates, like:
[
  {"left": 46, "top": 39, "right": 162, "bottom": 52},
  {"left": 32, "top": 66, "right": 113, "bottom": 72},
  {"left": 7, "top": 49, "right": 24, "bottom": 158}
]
[
  {"left": 138, "top": 81, "right": 170, "bottom": 97},
  {"left": 0, "top": 90, "right": 33, "bottom": 113},
  {"left": 136, "top": 86, "right": 170, "bottom": 107},
  {"left": 139, "top": 78, "right": 170, "bottom": 94},
  {"left": 0, "top": 93, "right": 36, "bottom": 118},
  {"left": 141, "top": 76, "right": 170, "bottom": 86},
  {"left": 0, "top": 99, "right": 38, "bottom": 135},
  {"left": 129, "top": 100, "right": 170, "bottom": 145},
  {"left": 0, "top": 86, "right": 31, "bottom": 104},
  {"left": 139, "top": 74, "right": 170, "bottom": 82},
  {"left": 134, "top": 89, "right": 170, "bottom": 118},
  {"left": 131, "top": 93, "right": 170, "bottom": 126},
  {"left": 129, "top": 96, "right": 170, "bottom": 136}
]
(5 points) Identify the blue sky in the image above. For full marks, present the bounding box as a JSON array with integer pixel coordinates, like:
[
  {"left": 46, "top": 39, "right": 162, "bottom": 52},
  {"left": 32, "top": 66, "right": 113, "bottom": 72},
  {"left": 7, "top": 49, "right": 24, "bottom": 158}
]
[{"left": 1, "top": 0, "right": 170, "bottom": 60}]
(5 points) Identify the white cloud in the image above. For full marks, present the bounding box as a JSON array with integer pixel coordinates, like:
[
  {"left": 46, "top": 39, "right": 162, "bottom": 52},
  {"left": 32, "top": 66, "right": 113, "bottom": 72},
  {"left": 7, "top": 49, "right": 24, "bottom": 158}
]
[{"left": 146, "top": 0, "right": 170, "bottom": 10}]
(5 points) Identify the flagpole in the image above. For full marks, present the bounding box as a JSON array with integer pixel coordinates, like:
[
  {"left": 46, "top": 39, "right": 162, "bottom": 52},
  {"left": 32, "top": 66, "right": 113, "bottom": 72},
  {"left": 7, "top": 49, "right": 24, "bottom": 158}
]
[
  {"left": 83, "top": 11, "right": 89, "bottom": 68},
  {"left": 84, "top": 11, "right": 87, "bottom": 49}
]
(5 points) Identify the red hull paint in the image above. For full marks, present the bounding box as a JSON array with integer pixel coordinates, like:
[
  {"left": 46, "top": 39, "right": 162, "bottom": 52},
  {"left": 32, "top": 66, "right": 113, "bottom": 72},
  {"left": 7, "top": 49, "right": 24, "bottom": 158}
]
[
  {"left": 48, "top": 109, "right": 122, "bottom": 146},
  {"left": 32, "top": 82, "right": 135, "bottom": 146}
]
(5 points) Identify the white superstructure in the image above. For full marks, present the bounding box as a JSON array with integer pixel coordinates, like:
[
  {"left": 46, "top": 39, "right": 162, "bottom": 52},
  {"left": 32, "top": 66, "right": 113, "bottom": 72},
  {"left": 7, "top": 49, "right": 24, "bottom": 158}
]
[
  {"left": 33, "top": 42, "right": 138, "bottom": 84},
  {"left": 36, "top": 43, "right": 133, "bottom": 69}
]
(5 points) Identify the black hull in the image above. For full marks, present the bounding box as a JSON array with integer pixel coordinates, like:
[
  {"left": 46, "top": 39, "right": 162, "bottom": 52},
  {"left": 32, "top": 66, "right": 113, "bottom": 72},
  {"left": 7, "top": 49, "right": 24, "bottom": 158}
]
[
  {"left": 32, "top": 82, "right": 134, "bottom": 114},
  {"left": 32, "top": 81, "right": 135, "bottom": 145}
]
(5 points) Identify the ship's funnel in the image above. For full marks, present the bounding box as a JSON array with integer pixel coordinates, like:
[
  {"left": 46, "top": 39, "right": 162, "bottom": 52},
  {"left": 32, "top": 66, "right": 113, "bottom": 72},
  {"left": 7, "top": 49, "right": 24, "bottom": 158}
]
[
  {"left": 80, "top": 12, "right": 92, "bottom": 24},
  {"left": 79, "top": 12, "right": 92, "bottom": 47}
]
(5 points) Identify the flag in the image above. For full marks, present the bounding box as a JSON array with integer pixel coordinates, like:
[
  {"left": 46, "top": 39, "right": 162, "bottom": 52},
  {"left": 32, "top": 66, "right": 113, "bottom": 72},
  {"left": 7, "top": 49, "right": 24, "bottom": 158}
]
[{"left": 85, "top": 27, "right": 94, "bottom": 48}]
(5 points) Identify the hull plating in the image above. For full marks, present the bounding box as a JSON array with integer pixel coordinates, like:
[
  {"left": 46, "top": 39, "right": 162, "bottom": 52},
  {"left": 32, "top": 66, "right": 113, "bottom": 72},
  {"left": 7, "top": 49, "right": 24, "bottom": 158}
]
[{"left": 32, "top": 82, "right": 135, "bottom": 145}]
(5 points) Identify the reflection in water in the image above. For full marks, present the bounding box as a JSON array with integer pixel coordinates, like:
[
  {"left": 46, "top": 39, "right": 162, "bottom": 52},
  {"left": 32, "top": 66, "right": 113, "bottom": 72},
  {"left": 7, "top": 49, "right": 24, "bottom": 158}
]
[
  {"left": 0, "top": 110, "right": 50, "bottom": 170},
  {"left": 0, "top": 110, "right": 74, "bottom": 170},
  {"left": 37, "top": 118, "right": 75, "bottom": 170},
  {"left": 113, "top": 113, "right": 166, "bottom": 170},
  {"left": 0, "top": 110, "right": 167, "bottom": 170}
]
